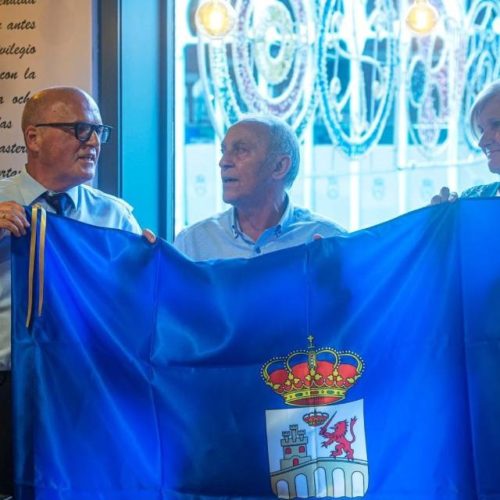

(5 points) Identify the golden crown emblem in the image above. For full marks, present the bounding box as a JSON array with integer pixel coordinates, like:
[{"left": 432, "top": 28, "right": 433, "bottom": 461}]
[{"left": 261, "top": 336, "right": 364, "bottom": 407}]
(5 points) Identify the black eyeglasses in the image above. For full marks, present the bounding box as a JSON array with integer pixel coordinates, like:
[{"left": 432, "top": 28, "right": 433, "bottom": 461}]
[{"left": 35, "top": 122, "right": 112, "bottom": 144}]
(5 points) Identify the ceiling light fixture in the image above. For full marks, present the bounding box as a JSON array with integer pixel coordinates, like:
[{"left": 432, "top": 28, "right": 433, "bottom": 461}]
[
  {"left": 405, "top": 0, "right": 439, "bottom": 35},
  {"left": 195, "top": 0, "right": 237, "bottom": 39}
]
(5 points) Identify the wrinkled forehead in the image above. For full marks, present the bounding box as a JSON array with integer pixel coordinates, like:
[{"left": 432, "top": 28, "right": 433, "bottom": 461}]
[
  {"left": 477, "top": 94, "right": 500, "bottom": 121},
  {"left": 224, "top": 121, "right": 270, "bottom": 147}
]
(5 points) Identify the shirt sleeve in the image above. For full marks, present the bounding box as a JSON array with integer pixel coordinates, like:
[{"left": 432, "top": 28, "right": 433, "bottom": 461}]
[
  {"left": 172, "top": 228, "right": 189, "bottom": 254},
  {"left": 122, "top": 211, "right": 143, "bottom": 235}
]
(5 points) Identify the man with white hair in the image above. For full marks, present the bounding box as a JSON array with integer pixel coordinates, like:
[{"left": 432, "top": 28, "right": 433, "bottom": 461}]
[{"left": 174, "top": 115, "right": 345, "bottom": 260}]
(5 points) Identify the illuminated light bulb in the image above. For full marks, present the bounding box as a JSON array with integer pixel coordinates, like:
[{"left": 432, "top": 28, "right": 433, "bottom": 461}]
[
  {"left": 493, "top": 16, "right": 500, "bottom": 35},
  {"left": 195, "top": 0, "right": 237, "bottom": 39},
  {"left": 405, "top": 0, "right": 439, "bottom": 35}
]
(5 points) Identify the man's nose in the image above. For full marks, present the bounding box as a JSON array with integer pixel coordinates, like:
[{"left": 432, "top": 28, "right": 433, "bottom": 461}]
[
  {"left": 219, "top": 152, "right": 232, "bottom": 169},
  {"left": 479, "top": 131, "right": 490, "bottom": 149}
]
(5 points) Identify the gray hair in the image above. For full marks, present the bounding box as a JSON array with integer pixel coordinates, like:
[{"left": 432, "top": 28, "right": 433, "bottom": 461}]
[
  {"left": 236, "top": 115, "right": 300, "bottom": 189},
  {"left": 470, "top": 80, "right": 500, "bottom": 138}
]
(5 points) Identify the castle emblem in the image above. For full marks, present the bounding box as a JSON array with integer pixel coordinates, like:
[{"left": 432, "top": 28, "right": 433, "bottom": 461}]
[{"left": 262, "top": 338, "right": 368, "bottom": 498}]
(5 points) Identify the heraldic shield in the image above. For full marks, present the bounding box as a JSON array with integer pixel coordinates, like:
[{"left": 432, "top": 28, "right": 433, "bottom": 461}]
[{"left": 262, "top": 337, "right": 367, "bottom": 499}]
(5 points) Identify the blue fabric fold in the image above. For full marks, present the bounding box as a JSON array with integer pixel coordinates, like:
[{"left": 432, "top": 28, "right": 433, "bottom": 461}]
[{"left": 10, "top": 200, "right": 500, "bottom": 499}]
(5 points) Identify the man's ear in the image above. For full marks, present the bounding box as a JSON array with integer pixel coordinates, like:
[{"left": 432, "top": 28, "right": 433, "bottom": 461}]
[
  {"left": 272, "top": 155, "right": 291, "bottom": 181},
  {"left": 24, "top": 125, "right": 41, "bottom": 153}
]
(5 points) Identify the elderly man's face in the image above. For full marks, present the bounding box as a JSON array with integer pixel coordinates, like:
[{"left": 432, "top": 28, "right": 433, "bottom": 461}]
[
  {"left": 34, "top": 92, "right": 102, "bottom": 190},
  {"left": 477, "top": 94, "right": 500, "bottom": 174},
  {"left": 219, "top": 122, "right": 276, "bottom": 208}
]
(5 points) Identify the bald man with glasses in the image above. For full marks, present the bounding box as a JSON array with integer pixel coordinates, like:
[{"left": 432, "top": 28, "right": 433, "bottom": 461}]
[{"left": 0, "top": 86, "right": 142, "bottom": 497}]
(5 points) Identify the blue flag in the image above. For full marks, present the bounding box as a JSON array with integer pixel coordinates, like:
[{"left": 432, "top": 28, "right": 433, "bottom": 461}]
[{"left": 10, "top": 200, "right": 500, "bottom": 499}]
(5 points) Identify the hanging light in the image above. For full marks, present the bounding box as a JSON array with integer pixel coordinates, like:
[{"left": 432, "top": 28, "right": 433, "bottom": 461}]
[
  {"left": 405, "top": 0, "right": 439, "bottom": 35},
  {"left": 195, "top": 0, "right": 237, "bottom": 39},
  {"left": 493, "top": 16, "right": 500, "bottom": 35}
]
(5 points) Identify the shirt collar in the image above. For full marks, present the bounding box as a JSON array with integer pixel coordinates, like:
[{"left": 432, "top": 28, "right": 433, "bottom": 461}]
[
  {"left": 277, "top": 194, "right": 294, "bottom": 234},
  {"left": 230, "top": 194, "right": 293, "bottom": 239},
  {"left": 18, "top": 166, "right": 78, "bottom": 208}
]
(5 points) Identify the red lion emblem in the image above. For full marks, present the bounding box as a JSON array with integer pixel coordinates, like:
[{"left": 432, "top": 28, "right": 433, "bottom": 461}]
[{"left": 319, "top": 412, "right": 357, "bottom": 461}]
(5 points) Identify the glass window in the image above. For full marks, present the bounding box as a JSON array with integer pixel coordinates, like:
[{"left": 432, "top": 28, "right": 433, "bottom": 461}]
[{"left": 174, "top": 0, "right": 500, "bottom": 235}]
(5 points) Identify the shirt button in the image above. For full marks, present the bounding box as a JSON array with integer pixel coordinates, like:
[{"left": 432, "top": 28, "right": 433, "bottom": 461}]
[{"left": 255, "top": 247, "right": 261, "bottom": 254}]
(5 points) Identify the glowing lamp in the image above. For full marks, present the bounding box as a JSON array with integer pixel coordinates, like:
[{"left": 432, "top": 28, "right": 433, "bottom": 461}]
[
  {"left": 493, "top": 16, "right": 500, "bottom": 35},
  {"left": 195, "top": 0, "right": 237, "bottom": 39},
  {"left": 405, "top": 0, "right": 439, "bottom": 36}
]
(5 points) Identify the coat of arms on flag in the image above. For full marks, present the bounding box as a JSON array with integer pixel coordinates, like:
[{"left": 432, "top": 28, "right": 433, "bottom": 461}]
[{"left": 262, "top": 336, "right": 367, "bottom": 499}]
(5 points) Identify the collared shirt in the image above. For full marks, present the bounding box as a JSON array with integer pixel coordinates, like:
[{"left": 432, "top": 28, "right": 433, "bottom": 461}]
[
  {"left": 174, "top": 199, "right": 346, "bottom": 261},
  {"left": 0, "top": 168, "right": 142, "bottom": 370},
  {"left": 461, "top": 182, "right": 500, "bottom": 198}
]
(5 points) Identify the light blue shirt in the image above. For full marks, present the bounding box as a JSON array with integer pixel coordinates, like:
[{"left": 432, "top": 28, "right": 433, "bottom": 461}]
[
  {"left": 174, "top": 199, "right": 346, "bottom": 261},
  {"left": 0, "top": 168, "right": 142, "bottom": 369}
]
